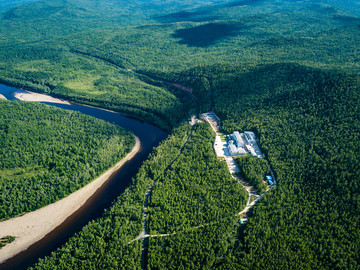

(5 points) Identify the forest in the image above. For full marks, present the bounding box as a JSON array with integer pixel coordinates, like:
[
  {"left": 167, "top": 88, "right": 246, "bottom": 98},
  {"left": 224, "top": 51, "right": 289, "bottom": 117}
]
[
  {"left": 235, "top": 156, "right": 269, "bottom": 194},
  {"left": 165, "top": 63, "right": 360, "bottom": 269},
  {"left": 147, "top": 124, "right": 247, "bottom": 235},
  {"left": 147, "top": 124, "right": 248, "bottom": 268},
  {"left": 0, "top": 0, "right": 359, "bottom": 269},
  {"left": 1, "top": 0, "right": 360, "bottom": 131},
  {"left": 29, "top": 62, "right": 360, "bottom": 269},
  {"left": 29, "top": 123, "right": 193, "bottom": 269},
  {"left": 0, "top": 100, "right": 134, "bottom": 221}
]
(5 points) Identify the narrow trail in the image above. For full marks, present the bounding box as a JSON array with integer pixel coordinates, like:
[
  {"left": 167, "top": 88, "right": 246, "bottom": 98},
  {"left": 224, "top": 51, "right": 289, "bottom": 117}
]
[
  {"left": 64, "top": 53, "right": 274, "bottom": 266},
  {"left": 205, "top": 76, "right": 215, "bottom": 112},
  {"left": 237, "top": 186, "right": 274, "bottom": 216},
  {"left": 136, "top": 82, "right": 200, "bottom": 270},
  {"left": 129, "top": 175, "right": 271, "bottom": 245},
  {"left": 138, "top": 121, "right": 196, "bottom": 270},
  {"left": 127, "top": 79, "right": 274, "bottom": 270}
]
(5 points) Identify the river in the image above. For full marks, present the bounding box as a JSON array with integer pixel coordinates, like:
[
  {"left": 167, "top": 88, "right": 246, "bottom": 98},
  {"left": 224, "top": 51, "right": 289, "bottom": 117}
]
[{"left": 0, "top": 84, "right": 167, "bottom": 269}]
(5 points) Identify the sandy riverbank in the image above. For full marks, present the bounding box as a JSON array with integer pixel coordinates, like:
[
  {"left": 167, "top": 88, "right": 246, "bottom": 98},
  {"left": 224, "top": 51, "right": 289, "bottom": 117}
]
[
  {"left": 0, "top": 94, "right": 6, "bottom": 100},
  {"left": 0, "top": 136, "right": 140, "bottom": 264},
  {"left": 14, "top": 90, "right": 70, "bottom": 105}
]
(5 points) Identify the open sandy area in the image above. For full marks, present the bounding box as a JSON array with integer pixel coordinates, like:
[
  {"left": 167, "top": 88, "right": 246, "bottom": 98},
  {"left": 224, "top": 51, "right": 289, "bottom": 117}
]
[
  {"left": 0, "top": 136, "right": 140, "bottom": 264},
  {"left": 14, "top": 90, "right": 70, "bottom": 105},
  {"left": 0, "top": 94, "right": 6, "bottom": 100}
]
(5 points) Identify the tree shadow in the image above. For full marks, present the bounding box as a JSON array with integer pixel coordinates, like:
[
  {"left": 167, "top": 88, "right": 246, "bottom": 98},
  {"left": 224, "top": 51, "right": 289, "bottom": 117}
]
[{"left": 172, "top": 22, "right": 247, "bottom": 47}]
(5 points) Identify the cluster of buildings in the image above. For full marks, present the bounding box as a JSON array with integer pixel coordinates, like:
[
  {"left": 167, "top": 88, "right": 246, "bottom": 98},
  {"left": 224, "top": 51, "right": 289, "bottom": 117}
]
[{"left": 228, "top": 131, "right": 262, "bottom": 158}]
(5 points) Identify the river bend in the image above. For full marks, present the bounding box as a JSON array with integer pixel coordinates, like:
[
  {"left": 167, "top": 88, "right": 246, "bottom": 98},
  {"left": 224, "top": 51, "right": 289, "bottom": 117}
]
[{"left": 0, "top": 84, "right": 167, "bottom": 269}]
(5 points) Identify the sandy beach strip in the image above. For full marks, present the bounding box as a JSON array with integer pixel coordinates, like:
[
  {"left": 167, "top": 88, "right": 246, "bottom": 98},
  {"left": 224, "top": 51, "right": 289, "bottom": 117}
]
[
  {"left": 0, "top": 94, "right": 6, "bottom": 100},
  {"left": 0, "top": 136, "right": 140, "bottom": 264},
  {"left": 14, "top": 90, "right": 70, "bottom": 105}
]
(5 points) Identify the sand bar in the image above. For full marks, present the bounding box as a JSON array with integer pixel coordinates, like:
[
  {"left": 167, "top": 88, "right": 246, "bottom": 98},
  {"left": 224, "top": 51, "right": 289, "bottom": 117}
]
[
  {"left": 14, "top": 90, "right": 70, "bottom": 105},
  {"left": 0, "top": 94, "right": 6, "bottom": 100},
  {"left": 0, "top": 136, "right": 140, "bottom": 264}
]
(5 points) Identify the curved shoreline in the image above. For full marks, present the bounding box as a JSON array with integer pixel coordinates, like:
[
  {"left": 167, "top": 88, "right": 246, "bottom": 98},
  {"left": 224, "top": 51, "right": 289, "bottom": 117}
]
[
  {"left": 14, "top": 90, "right": 70, "bottom": 104},
  {"left": 0, "top": 136, "right": 141, "bottom": 264}
]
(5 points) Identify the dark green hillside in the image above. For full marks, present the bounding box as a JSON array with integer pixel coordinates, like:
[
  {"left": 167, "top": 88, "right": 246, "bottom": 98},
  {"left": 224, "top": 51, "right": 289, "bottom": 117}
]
[
  {"left": 54, "top": 2, "right": 360, "bottom": 72},
  {"left": 0, "top": 0, "right": 359, "bottom": 131},
  {"left": 0, "top": 0, "right": 37, "bottom": 12},
  {"left": 173, "top": 63, "right": 360, "bottom": 269},
  {"left": 0, "top": 100, "right": 134, "bottom": 221},
  {"left": 0, "top": 0, "right": 229, "bottom": 45}
]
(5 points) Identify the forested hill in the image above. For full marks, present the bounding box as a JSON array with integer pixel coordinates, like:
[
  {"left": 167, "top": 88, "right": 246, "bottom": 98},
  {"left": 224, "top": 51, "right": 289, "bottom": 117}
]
[
  {"left": 0, "top": 100, "right": 134, "bottom": 221},
  {"left": 1, "top": 0, "right": 360, "bottom": 130},
  {"left": 0, "top": 0, "right": 230, "bottom": 44},
  {"left": 163, "top": 63, "right": 360, "bottom": 269}
]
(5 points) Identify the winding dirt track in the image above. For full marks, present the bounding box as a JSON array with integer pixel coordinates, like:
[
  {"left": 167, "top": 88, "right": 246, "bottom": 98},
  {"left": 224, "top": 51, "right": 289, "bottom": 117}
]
[{"left": 0, "top": 136, "right": 140, "bottom": 264}]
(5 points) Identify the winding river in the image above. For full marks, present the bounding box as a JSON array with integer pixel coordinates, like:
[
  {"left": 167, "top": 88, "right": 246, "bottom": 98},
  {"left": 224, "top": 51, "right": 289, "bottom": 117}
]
[{"left": 0, "top": 84, "right": 167, "bottom": 269}]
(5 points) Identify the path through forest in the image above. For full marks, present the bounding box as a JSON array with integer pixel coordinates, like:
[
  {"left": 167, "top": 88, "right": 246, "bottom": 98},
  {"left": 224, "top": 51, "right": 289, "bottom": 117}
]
[
  {"left": 129, "top": 90, "right": 275, "bottom": 269},
  {"left": 137, "top": 118, "right": 196, "bottom": 270}
]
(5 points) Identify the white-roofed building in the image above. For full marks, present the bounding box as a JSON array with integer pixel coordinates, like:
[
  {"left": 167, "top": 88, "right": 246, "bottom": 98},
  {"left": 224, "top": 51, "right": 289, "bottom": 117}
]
[
  {"left": 228, "top": 143, "right": 238, "bottom": 156},
  {"left": 233, "top": 131, "right": 245, "bottom": 147},
  {"left": 228, "top": 141, "right": 247, "bottom": 156},
  {"left": 244, "top": 131, "right": 256, "bottom": 145}
]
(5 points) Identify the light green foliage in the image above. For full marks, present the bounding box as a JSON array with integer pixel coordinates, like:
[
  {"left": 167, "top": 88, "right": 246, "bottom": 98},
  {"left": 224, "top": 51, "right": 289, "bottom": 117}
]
[
  {"left": 0, "top": 47, "right": 188, "bottom": 131},
  {"left": 0, "top": 100, "right": 134, "bottom": 220}
]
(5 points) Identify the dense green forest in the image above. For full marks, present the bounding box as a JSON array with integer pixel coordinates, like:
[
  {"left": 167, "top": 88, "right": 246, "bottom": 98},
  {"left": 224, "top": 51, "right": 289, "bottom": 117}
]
[
  {"left": 30, "top": 122, "right": 249, "bottom": 269},
  {"left": 0, "top": 100, "right": 134, "bottom": 220},
  {"left": 147, "top": 124, "right": 248, "bottom": 268},
  {"left": 1, "top": 0, "right": 360, "bottom": 131},
  {"left": 235, "top": 155, "right": 269, "bottom": 193},
  {"left": 148, "top": 124, "right": 247, "bottom": 235},
  {"left": 30, "top": 123, "right": 192, "bottom": 269},
  {"left": 0, "top": 0, "right": 359, "bottom": 269},
  {"left": 167, "top": 63, "right": 360, "bottom": 269}
]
